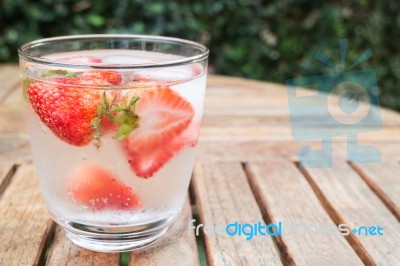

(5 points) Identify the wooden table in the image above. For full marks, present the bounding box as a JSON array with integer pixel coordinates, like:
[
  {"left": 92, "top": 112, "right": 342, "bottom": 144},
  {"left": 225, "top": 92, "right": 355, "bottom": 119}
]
[{"left": 0, "top": 64, "right": 399, "bottom": 265}]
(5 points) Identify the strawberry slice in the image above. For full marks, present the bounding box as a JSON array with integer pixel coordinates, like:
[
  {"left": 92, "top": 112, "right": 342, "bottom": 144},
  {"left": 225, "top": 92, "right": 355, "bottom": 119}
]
[
  {"left": 121, "top": 87, "right": 195, "bottom": 178},
  {"left": 123, "top": 140, "right": 184, "bottom": 178},
  {"left": 122, "top": 121, "right": 200, "bottom": 178},
  {"left": 123, "top": 120, "right": 201, "bottom": 178},
  {"left": 177, "top": 118, "right": 202, "bottom": 147},
  {"left": 125, "top": 87, "right": 195, "bottom": 149},
  {"left": 68, "top": 163, "right": 141, "bottom": 211},
  {"left": 59, "top": 56, "right": 102, "bottom": 64}
]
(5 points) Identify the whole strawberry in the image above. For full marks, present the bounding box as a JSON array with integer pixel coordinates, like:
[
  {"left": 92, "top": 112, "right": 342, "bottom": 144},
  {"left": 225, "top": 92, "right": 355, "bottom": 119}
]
[
  {"left": 27, "top": 70, "right": 123, "bottom": 146},
  {"left": 28, "top": 81, "right": 103, "bottom": 146}
]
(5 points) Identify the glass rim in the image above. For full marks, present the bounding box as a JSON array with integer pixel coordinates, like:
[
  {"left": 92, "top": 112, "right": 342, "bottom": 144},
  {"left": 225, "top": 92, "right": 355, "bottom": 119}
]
[{"left": 18, "top": 34, "right": 209, "bottom": 70}]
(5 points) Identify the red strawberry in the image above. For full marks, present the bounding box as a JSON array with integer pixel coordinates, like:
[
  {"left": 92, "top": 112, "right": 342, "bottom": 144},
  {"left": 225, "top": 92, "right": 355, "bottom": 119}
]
[
  {"left": 122, "top": 120, "right": 201, "bottom": 178},
  {"left": 122, "top": 87, "right": 195, "bottom": 178},
  {"left": 192, "top": 63, "right": 203, "bottom": 76},
  {"left": 100, "top": 115, "right": 118, "bottom": 134},
  {"left": 177, "top": 118, "right": 202, "bottom": 147},
  {"left": 27, "top": 81, "right": 103, "bottom": 146},
  {"left": 68, "top": 163, "right": 141, "bottom": 211},
  {"left": 59, "top": 56, "right": 102, "bottom": 64},
  {"left": 125, "top": 87, "right": 194, "bottom": 149},
  {"left": 123, "top": 140, "right": 184, "bottom": 178},
  {"left": 80, "top": 70, "right": 123, "bottom": 85},
  {"left": 53, "top": 70, "right": 122, "bottom": 87},
  {"left": 27, "top": 71, "right": 122, "bottom": 146}
]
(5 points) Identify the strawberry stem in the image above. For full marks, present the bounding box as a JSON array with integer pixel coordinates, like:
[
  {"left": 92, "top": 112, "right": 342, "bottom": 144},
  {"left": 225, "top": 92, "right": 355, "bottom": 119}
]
[{"left": 91, "top": 92, "right": 140, "bottom": 143}]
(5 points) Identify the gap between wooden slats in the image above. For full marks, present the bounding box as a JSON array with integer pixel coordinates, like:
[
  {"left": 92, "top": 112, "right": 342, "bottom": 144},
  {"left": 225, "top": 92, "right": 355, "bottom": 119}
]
[{"left": 0, "top": 163, "right": 17, "bottom": 197}]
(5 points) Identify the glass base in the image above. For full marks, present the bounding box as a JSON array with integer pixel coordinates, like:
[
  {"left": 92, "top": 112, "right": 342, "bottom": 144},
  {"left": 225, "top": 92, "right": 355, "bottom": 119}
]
[{"left": 60, "top": 214, "right": 177, "bottom": 252}]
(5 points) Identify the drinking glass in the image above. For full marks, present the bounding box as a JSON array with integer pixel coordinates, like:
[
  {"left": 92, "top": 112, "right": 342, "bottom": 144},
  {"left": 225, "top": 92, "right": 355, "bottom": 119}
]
[{"left": 18, "top": 35, "right": 208, "bottom": 252}]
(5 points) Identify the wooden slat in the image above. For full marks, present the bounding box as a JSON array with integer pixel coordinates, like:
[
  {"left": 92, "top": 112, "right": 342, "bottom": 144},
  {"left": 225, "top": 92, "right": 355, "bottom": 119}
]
[
  {"left": 203, "top": 115, "right": 400, "bottom": 127},
  {"left": 46, "top": 227, "right": 120, "bottom": 266},
  {"left": 196, "top": 141, "right": 400, "bottom": 162},
  {"left": 0, "top": 164, "right": 53, "bottom": 266},
  {"left": 0, "top": 135, "right": 32, "bottom": 164},
  {"left": 192, "top": 162, "right": 283, "bottom": 265},
  {"left": 0, "top": 65, "right": 20, "bottom": 104},
  {"left": 245, "top": 161, "right": 363, "bottom": 265},
  {"left": 199, "top": 125, "right": 400, "bottom": 142},
  {"left": 301, "top": 162, "right": 400, "bottom": 265},
  {"left": 205, "top": 76, "right": 400, "bottom": 126},
  {"left": 351, "top": 162, "right": 400, "bottom": 221},
  {"left": 0, "top": 88, "right": 27, "bottom": 135},
  {"left": 129, "top": 197, "right": 199, "bottom": 265}
]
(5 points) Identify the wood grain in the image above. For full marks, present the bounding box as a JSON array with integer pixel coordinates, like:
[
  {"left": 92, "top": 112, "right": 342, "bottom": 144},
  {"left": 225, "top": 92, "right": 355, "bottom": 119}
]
[
  {"left": 129, "top": 197, "right": 199, "bottom": 266},
  {"left": 245, "top": 161, "right": 363, "bottom": 266},
  {"left": 0, "top": 65, "right": 20, "bottom": 104},
  {"left": 196, "top": 141, "right": 400, "bottom": 162},
  {"left": 0, "top": 87, "right": 27, "bottom": 135},
  {"left": 199, "top": 125, "right": 400, "bottom": 142},
  {"left": 192, "top": 162, "right": 283, "bottom": 266},
  {"left": 46, "top": 227, "right": 120, "bottom": 266},
  {"left": 0, "top": 135, "right": 32, "bottom": 164},
  {"left": 351, "top": 162, "right": 400, "bottom": 221},
  {"left": 301, "top": 162, "right": 400, "bottom": 265},
  {"left": 205, "top": 76, "right": 400, "bottom": 125},
  {"left": 0, "top": 164, "right": 53, "bottom": 266},
  {"left": 203, "top": 114, "right": 400, "bottom": 127}
]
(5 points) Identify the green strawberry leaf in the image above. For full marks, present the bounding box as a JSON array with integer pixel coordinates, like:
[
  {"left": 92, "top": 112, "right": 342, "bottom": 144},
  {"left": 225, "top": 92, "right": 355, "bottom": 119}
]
[
  {"left": 115, "top": 123, "right": 136, "bottom": 141},
  {"left": 91, "top": 92, "right": 140, "bottom": 143}
]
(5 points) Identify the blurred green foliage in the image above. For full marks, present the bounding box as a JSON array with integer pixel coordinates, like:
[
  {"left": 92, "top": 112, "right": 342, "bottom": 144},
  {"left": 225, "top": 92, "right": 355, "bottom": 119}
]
[{"left": 1, "top": 0, "right": 400, "bottom": 110}]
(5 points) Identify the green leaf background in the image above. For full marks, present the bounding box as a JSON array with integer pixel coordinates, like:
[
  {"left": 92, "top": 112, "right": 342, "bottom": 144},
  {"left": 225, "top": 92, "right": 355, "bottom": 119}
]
[{"left": 2, "top": 0, "right": 399, "bottom": 110}]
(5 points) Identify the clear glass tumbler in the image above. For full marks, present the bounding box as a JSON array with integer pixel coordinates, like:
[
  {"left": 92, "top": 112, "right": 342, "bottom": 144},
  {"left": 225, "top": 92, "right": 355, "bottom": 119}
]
[{"left": 18, "top": 35, "right": 208, "bottom": 252}]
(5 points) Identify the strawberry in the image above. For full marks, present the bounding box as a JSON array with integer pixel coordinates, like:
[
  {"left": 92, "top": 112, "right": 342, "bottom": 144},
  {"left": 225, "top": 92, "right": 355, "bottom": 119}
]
[
  {"left": 28, "top": 81, "right": 103, "bottom": 146},
  {"left": 123, "top": 140, "right": 184, "bottom": 178},
  {"left": 53, "top": 70, "right": 122, "bottom": 86},
  {"left": 177, "top": 118, "right": 202, "bottom": 147},
  {"left": 68, "top": 163, "right": 141, "bottom": 211},
  {"left": 124, "top": 119, "right": 202, "bottom": 178},
  {"left": 59, "top": 56, "right": 102, "bottom": 64},
  {"left": 27, "top": 70, "right": 123, "bottom": 146},
  {"left": 80, "top": 70, "right": 123, "bottom": 85},
  {"left": 121, "top": 87, "right": 195, "bottom": 178},
  {"left": 124, "top": 87, "right": 194, "bottom": 149}
]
